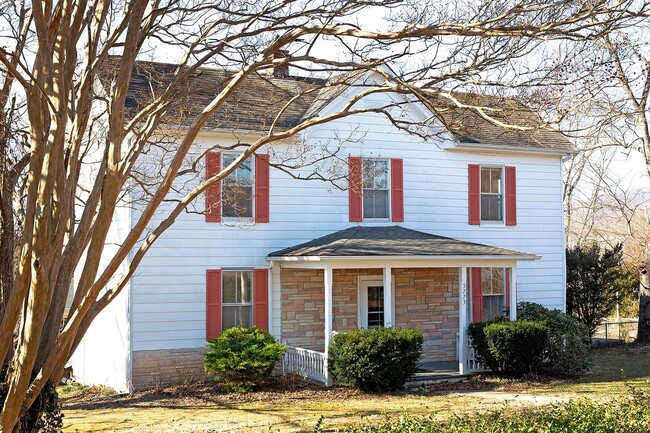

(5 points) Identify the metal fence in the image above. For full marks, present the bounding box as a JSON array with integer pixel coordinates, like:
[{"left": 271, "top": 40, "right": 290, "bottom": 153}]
[{"left": 593, "top": 318, "right": 638, "bottom": 342}]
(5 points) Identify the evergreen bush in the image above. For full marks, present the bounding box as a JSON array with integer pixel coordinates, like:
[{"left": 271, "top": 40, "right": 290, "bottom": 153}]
[
  {"left": 483, "top": 320, "right": 548, "bottom": 377},
  {"left": 328, "top": 327, "right": 423, "bottom": 391},
  {"left": 204, "top": 326, "right": 286, "bottom": 391},
  {"left": 518, "top": 301, "right": 591, "bottom": 373}
]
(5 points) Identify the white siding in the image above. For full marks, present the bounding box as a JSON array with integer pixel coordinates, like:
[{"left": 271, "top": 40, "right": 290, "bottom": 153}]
[
  {"left": 129, "top": 91, "right": 567, "bottom": 352},
  {"left": 70, "top": 202, "right": 132, "bottom": 393}
]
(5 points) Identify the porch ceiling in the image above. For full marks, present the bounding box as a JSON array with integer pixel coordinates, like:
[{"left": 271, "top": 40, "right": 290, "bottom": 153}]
[{"left": 267, "top": 225, "right": 538, "bottom": 266}]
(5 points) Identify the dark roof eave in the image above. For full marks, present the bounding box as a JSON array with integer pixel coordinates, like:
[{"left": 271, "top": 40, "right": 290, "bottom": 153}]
[
  {"left": 451, "top": 141, "right": 578, "bottom": 155},
  {"left": 267, "top": 253, "right": 540, "bottom": 261}
]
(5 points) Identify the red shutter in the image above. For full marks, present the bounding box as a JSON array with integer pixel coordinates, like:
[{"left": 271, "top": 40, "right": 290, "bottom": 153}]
[
  {"left": 505, "top": 267, "right": 511, "bottom": 310},
  {"left": 468, "top": 164, "right": 480, "bottom": 225},
  {"left": 205, "top": 152, "right": 221, "bottom": 222},
  {"left": 206, "top": 269, "right": 222, "bottom": 340},
  {"left": 505, "top": 166, "right": 517, "bottom": 226},
  {"left": 391, "top": 158, "right": 404, "bottom": 222},
  {"left": 253, "top": 269, "right": 269, "bottom": 330},
  {"left": 255, "top": 154, "right": 270, "bottom": 223},
  {"left": 348, "top": 156, "right": 362, "bottom": 222},
  {"left": 471, "top": 267, "right": 483, "bottom": 323}
]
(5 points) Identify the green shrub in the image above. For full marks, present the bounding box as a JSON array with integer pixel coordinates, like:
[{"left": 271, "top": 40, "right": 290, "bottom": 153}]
[
  {"left": 484, "top": 320, "right": 548, "bottom": 377},
  {"left": 466, "top": 319, "right": 505, "bottom": 372},
  {"left": 518, "top": 301, "right": 591, "bottom": 373},
  {"left": 328, "top": 327, "right": 423, "bottom": 392},
  {"left": 335, "top": 395, "right": 650, "bottom": 432},
  {"left": 204, "top": 327, "right": 286, "bottom": 391}
]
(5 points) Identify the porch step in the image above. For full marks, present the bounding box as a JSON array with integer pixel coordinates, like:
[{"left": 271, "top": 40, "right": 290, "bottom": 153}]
[{"left": 406, "top": 372, "right": 475, "bottom": 387}]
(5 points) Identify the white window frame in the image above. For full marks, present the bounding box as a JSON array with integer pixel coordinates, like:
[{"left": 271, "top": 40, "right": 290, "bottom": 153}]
[
  {"left": 221, "top": 153, "right": 255, "bottom": 222},
  {"left": 480, "top": 267, "right": 506, "bottom": 321},
  {"left": 479, "top": 165, "right": 505, "bottom": 225},
  {"left": 221, "top": 269, "right": 254, "bottom": 330},
  {"left": 357, "top": 275, "right": 396, "bottom": 328},
  {"left": 361, "top": 158, "right": 391, "bottom": 221}
]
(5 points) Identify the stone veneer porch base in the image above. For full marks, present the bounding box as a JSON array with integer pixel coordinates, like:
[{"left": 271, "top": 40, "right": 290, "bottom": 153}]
[
  {"left": 131, "top": 348, "right": 211, "bottom": 390},
  {"left": 281, "top": 267, "right": 460, "bottom": 362}
]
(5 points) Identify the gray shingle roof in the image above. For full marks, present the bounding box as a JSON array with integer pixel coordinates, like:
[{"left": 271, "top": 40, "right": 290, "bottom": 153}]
[
  {"left": 268, "top": 226, "right": 536, "bottom": 258},
  {"left": 426, "top": 92, "right": 574, "bottom": 151},
  {"left": 109, "top": 58, "right": 574, "bottom": 151}
]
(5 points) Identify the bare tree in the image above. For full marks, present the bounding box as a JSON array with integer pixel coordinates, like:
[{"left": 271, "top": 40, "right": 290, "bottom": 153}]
[
  {"left": 541, "top": 19, "right": 650, "bottom": 342},
  {"left": 0, "top": 1, "right": 648, "bottom": 431}
]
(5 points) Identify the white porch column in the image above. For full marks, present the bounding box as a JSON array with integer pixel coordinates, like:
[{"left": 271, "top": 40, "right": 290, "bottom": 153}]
[
  {"left": 458, "top": 266, "right": 468, "bottom": 375},
  {"left": 383, "top": 267, "right": 393, "bottom": 327},
  {"left": 509, "top": 266, "right": 517, "bottom": 321},
  {"left": 323, "top": 266, "right": 333, "bottom": 387}
]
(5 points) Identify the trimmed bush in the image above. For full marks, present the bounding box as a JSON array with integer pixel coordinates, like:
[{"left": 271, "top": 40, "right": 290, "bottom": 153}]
[
  {"left": 518, "top": 301, "right": 591, "bottom": 373},
  {"left": 466, "top": 318, "right": 505, "bottom": 372},
  {"left": 484, "top": 320, "right": 548, "bottom": 377},
  {"left": 328, "top": 327, "right": 423, "bottom": 391},
  {"left": 334, "top": 395, "right": 650, "bottom": 432},
  {"left": 204, "top": 326, "right": 286, "bottom": 391}
]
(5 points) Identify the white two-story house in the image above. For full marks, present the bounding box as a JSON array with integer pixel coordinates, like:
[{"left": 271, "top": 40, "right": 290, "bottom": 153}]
[{"left": 70, "top": 60, "right": 575, "bottom": 392}]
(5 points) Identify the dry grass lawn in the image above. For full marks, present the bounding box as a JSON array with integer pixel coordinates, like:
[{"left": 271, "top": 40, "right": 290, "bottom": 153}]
[{"left": 61, "top": 345, "right": 650, "bottom": 433}]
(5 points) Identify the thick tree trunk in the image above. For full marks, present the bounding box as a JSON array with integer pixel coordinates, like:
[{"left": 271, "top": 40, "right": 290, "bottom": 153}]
[{"left": 636, "top": 252, "right": 650, "bottom": 343}]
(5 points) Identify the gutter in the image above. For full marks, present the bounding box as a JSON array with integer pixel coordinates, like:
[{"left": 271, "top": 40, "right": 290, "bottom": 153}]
[
  {"left": 267, "top": 253, "right": 541, "bottom": 263},
  {"left": 449, "top": 142, "right": 579, "bottom": 157}
]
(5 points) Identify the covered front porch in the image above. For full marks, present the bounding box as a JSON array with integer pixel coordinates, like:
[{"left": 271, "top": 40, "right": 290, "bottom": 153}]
[{"left": 268, "top": 226, "right": 537, "bottom": 386}]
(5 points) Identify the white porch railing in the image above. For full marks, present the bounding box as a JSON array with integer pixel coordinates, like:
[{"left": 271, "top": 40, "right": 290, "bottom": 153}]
[
  {"left": 466, "top": 341, "right": 485, "bottom": 372},
  {"left": 282, "top": 346, "right": 328, "bottom": 384}
]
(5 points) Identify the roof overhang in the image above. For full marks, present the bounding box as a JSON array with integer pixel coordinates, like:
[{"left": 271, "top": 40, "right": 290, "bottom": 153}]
[
  {"left": 267, "top": 253, "right": 540, "bottom": 270},
  {"left": 448, "top": 141, "right": 578, "bottom": 157}
]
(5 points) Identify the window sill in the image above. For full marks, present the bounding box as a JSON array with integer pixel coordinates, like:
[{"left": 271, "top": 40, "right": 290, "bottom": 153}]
[
  {"left": 361, "top": 218, "right": 391, "bottom": 223},
  {"left": 479, "top": 221, "right": 506, "bottom": 228},
  {"left": 221, "top": 217, "right": 256, "bottom": 226}
]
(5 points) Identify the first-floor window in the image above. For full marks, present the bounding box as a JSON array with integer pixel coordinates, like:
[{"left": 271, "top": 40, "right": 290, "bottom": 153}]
[
  {"left": 222, "top": 270, "right": 252, "bottom": 329},
  {"left": 482, "top": 267, "right": 505, "bottom": 321},
  {"left": 367, "top": 285, "right": 385, "bottom": 328}
]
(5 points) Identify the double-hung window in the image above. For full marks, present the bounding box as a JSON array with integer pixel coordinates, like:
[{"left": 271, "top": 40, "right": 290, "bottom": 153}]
[
  {"left": 362, "top": 159, "right": 389, "bottom": 219},
  {"left": 222, "top": 270, "right": 253, "bottom": 330},
  {"left": 222, "top": 154, "right": 253, "bottom": 218},
  {"left": 480, "top": 167, "right": 503, "bottom": 222},
  {"left": 481, "top": 267, "right": 505, "bottom": 321}
]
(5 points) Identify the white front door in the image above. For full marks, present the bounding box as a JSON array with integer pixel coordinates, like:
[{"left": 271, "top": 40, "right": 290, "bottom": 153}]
[{"left": 359, "top": 278, "right": 385, "bottom": 329}]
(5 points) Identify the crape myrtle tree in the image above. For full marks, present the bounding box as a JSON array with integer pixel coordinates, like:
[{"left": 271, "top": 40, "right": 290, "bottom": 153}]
[{"left": 0, "top": 0, "right": 648, "bottom": 431}]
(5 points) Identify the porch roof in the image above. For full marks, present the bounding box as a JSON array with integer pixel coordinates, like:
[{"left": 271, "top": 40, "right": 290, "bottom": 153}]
[{"left": 267, "top": 226, "right": 537, "bottom": 261}]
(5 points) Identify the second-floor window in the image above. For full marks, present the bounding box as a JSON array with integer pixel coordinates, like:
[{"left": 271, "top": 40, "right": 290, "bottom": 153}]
[
  {"left": 480, "top": 166, "right": 503, "bottom": 222},
  {"left": 362, "top": 159, "right": 389, "bottom": 219},
  {"left": 222, "top": 154, "right": 253, "bottom": 218}
]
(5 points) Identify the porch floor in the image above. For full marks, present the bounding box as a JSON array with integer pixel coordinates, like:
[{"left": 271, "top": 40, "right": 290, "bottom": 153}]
[{"left": 407, "top": 361, "right": 473, "bottom": 386}]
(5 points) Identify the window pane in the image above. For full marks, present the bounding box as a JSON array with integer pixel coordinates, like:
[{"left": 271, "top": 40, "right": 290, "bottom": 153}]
[
  {"left": 482, "top": 295, "right": 505, "bottom": 321},
  {"left": 481, "top": 194, "right": 502, "bottom": 221},
  {"left": 490, "top": 168, "right": 502, "bottom": 194},
  {"left": 222, "top": 272, "right": 237, "bottom": 303},
  {"left": 238, "top": 271, "right": 252, "bottom": 303},
  {"left": 480, "top": 168, "right": 492, "bottom": 193},
  {"left": 223, "top": 154, "right": 252, "bottom": 186},
  {"left": 223, "top": 185, "right": 253, "bottom": 217},
  {"left": 223, "top": 271, "right": 252, "bottom": 303},
  {"left": 362, "top": 160, "right": 388, "bottom": 189},
  {"left": 363, "top": 189, "right": 389, "bottom": 219},
  {"left": 482, "top": 267, "right": 504, "bottom": 295},
  {"left": 367, "top": 285, "right": 384, "bottom": 328},
  {"left": 222, "top": 305, "right": 252, "bottom": 330}
]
